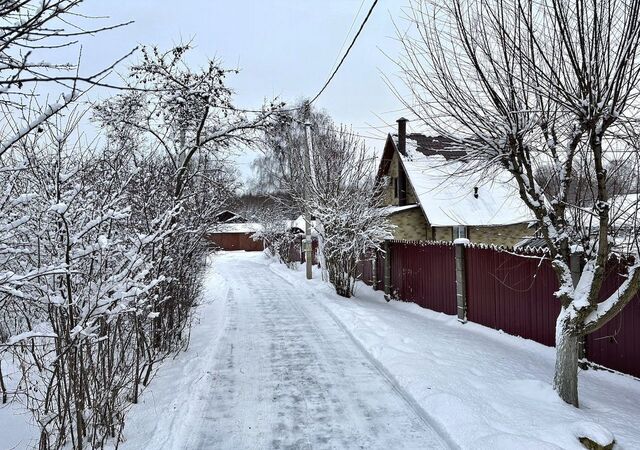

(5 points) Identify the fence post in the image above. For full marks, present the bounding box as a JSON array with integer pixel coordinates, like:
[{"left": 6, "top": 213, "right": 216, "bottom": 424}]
[
  {"left": 454, "top": 240, "right": 468, "bottom": 323},
  {"left": 372, "top": 251, "right": 378, "bottom": 290},
  {"left": 571, "top": 251, "right": 587, "bottom": 361},
  {"left": 384, "top": 240, "right": 392, "bottom": 296},
  {"left": 570, "top": 251, "right": 583, "bottom": 288}
]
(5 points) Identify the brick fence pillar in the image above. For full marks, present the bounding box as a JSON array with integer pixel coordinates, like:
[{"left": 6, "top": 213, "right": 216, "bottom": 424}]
[{"left": 454, "top": 241, "right": 468, "bottom": 323}]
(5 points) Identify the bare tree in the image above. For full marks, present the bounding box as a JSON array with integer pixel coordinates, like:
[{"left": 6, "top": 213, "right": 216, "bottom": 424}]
[
  {"left": 0, "top": 6, "right": 140, "bottom": 446},
  {"left": 259, "top": 105, "right": 392, "bottom": 297},
  {"left": 306, "top": 126, "right": 392, "bottom": 297},
  {"left": 95, "top": 45, "right": 283, "bottom": 202},
  {"left": 0, "top": 0, "right": 132, "bottom": 157},
  {"left": 250, "top": 100, "right": 334, "bottom": 196},
  {"left": 92, "top": 46, "right": 266, "bottom": 354},
  {"left": 251, "top": 204, "right": 301, "bottom": 266},
  {"left": 0, "top": 35, "right": 278, "bottom": 448},
  {"left": 1, "top": 111, "right": 177, "bottom": 449},
  {"left": 398, "top": 0, "right": 640, "bottom": 407}
]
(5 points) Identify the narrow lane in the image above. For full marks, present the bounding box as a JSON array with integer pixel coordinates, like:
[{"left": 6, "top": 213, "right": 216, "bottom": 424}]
[{"left": 180, "top": 253, "right": 448, "bottom": 450}]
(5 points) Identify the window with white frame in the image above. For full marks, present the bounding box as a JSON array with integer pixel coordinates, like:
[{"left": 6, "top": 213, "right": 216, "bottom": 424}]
[{"left": 455, "top": 225, "right": 467, "bottom": 239}]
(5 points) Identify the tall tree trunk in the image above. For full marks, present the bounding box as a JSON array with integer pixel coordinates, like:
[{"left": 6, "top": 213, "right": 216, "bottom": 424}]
[
  {"left": 553, "top": 313, "right": 580, "bottom": 407},
  {"left": 0, "top": 359, "right": 7, "bottom": 404}
]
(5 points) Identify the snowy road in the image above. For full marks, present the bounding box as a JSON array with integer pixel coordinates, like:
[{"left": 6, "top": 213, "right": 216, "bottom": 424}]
[
  {"left": 116, "top": 251, "right": 640, "bottom": 450},
  {"left": 188, "top": 253, "right": 448, "bottom": 449},
  {"left": 131, "top": 252, "right": 449, "bottom": 450}
]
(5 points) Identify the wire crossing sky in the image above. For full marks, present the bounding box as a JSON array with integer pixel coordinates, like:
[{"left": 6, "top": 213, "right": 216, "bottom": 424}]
[{"left": 60, "top": 1, "right": 413, "bottom": 180}]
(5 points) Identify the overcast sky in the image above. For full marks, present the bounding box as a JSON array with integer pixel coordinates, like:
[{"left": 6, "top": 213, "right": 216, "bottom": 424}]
[{"left": 71, "top": 1, "right": 415, "bottom": 182}]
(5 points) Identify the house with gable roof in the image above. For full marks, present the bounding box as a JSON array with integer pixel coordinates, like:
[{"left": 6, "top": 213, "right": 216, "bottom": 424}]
[{"left": 377, "top": 118, "right": 537, "bottom": 247}]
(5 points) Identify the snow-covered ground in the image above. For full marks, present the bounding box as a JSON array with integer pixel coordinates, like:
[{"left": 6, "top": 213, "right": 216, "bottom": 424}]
[
  {"left": 119, "top": 251, "right": 640, "bottom": 449},
  {"left": 0, "top": 357, "right": 38, "bottom": 449},
  {"left": 4, "top": 251, "right": 639, "bottom": 449},
  {"left": 117, "top": 253, "right": 449, "bottom": 449},
  {"left": 271, "top": 259, "right": 640, "bottom": 450}
]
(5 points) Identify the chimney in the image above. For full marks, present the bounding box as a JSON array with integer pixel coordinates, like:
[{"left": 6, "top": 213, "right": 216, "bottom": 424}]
[{"left": 397, "top": 117, "right": 408, "bottom": 155}]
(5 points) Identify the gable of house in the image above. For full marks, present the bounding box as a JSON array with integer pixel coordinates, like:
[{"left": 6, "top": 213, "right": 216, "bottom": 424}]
[{"left": 377, "top": 120, "right": 536, "bottom": 247}]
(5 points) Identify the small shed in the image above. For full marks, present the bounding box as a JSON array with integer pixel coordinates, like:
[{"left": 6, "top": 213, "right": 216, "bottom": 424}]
[{"left": 206, "top": 222, "right": 265, "bottom": 251}]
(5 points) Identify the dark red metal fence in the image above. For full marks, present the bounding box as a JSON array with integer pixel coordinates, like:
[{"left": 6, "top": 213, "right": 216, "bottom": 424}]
[
  {"left": 465, "top": 246, "right": 560, "bottom": 347},
  {"left": 389, "top": 241, "right": 457, "bottom": 315},
  {"left": 287, "top": 237, "right": 319, "bottom": 265},
  {"left": 206, "top": 233, "right": 264, "bottom": 251},
  {"left": 378, "top": 240, "right": 640, "bottom": 379},
  {"left": 587, "top": 262, "right": 640, "bottom": 376},
  {"left": 375, "top": 250, "right": 385, "bottom": 291},
  {"left": 356, "top": 252, "right": 375, "bottom": 286}
]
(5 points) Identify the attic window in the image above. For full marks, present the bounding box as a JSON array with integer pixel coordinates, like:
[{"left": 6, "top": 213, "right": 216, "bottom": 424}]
[{"left": 394, "top": 177, "right": 398, "bottom": 198}]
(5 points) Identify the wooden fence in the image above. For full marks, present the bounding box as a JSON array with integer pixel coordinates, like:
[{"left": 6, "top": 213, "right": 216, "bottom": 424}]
[{"left": 360, "top": 240, "right": 640, "bottom": 379}]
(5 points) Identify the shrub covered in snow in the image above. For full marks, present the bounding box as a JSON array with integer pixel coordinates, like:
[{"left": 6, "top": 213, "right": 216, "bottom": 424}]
[{"left": 0, "top": 36, "right": 284, "bottom": 449}]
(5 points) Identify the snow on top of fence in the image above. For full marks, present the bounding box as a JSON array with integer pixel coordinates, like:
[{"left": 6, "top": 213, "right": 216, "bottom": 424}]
[
  {"left": 389, "top": 239, "right": 456, "bottom": 247},
  {"left": 210, "top": 222, "right": 264, "bottom": 233},
  {"left": 387, "top": 238, "right": 550, "bottom": 257}
]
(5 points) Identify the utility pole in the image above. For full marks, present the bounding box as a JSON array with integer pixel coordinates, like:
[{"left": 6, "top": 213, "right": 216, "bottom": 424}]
[{"left": 303, "top": 121, "right": 314, "bottom": 280}]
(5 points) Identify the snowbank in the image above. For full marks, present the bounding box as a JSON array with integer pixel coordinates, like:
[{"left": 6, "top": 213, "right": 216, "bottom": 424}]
[
  {"left": 0, "top": 357, "right": 38, "bottom": 449},
  {"left": 110, "top": 256, "right": 231, "bottom": 449}
]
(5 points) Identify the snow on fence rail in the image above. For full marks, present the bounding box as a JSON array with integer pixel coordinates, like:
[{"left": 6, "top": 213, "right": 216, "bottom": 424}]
[{"left": 357, "top": 240, "right": 640, "bottom": 379}]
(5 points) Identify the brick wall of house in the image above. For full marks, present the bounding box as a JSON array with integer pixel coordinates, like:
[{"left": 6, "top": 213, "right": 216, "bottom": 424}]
[
  {"left": 388, "top": 208, "right": 429, "bottom": 241},
  {"left": 467, "top": 222, "right": 532, "bottom": 247},
  {"left": 383, "top": 151, "right": 399, "bottom": 205},
  {"left": 383, "top": 151, "right": 418, "bottom": 206},
  {"left": 433, "top": 226, "right": 453, "bottom": 242},
  {"left": 406, "top": 179, "right": 418, "bottom": 204}
]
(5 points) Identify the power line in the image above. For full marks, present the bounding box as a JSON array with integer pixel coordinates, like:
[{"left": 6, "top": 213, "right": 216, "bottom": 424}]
[
  {"left": 208, "top": 1, "right": 380, "bottom": 120},
  {"left": 308, "top": 0, "right": 379, "bottom": 105},
  {"left": 329, "top": 0, "right": 367, "bottom": 74},
  {"left": 204, "top": 0, "right": 382, "bottom": 132}
]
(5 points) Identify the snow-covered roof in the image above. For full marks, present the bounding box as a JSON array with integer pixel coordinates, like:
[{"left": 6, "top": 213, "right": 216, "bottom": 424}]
[
  {"left": 209, "top": 215, "right": 318, "bottom": 235},
  {"left": 386, "top": 204, "right": 420, "bottom": 215},
  {"left": 393, "top": 135, "right": 536, "bottom": 227},
  {"left": 216, "top": 210, "right": 247, "bottom": 224},
  {"left": 285, "top": 215, "right": 318, "bottom": 234},
  {"left": 210, "top": 222, "right": 264, "bottom": 233}
]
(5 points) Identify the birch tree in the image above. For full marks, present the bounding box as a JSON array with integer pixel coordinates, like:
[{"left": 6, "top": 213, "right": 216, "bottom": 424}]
[{"left": 398, "top": 0, "right": 640, "bottom": 406}]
